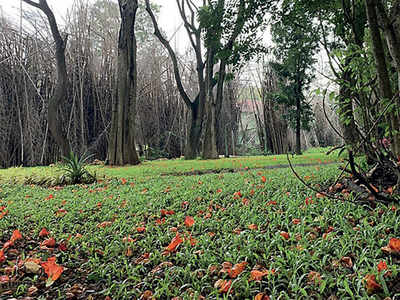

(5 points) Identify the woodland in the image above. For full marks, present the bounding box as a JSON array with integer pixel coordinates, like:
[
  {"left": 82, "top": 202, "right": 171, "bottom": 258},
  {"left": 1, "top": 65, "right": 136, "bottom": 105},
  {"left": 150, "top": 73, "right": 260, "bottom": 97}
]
[{"left": 0, "top": 0, "right": 400, "bottom": 299}]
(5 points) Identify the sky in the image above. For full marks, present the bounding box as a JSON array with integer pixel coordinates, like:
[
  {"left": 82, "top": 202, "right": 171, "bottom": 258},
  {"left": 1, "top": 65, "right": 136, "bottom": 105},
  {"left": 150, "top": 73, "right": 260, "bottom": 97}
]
[{"left": 0, "top": 0, "right": 189, "bottom": 51}]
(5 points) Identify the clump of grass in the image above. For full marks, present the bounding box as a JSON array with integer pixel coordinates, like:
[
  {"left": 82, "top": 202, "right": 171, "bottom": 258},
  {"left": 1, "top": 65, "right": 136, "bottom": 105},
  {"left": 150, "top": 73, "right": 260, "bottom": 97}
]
[{"left": 60, "top": 151, "right": 96, "bottom": 185}]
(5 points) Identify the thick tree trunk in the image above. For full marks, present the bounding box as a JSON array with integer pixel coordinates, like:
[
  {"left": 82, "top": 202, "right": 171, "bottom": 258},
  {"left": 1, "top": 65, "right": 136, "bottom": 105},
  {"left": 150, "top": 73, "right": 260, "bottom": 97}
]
[
  {"left": 374, "top": 0, "right": 400, "bottom": 155},
  {"left": 185, "top": 104, "right": 202, "bottom": 159},
  {"left": 202, "top": 51, "right": 219, "bottom": 159},
  {"left": 107, "top": 0, "right": 140, "bottom": 165},
  {"left": 366, "top": 0, "right": 400, "bottom": 155}
]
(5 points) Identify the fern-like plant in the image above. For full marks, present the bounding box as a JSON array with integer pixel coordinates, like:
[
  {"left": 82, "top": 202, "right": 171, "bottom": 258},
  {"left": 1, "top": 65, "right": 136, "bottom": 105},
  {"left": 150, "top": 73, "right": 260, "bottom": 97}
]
[{"left": 61, "top": 151, "right": 96, "bottom": 184}]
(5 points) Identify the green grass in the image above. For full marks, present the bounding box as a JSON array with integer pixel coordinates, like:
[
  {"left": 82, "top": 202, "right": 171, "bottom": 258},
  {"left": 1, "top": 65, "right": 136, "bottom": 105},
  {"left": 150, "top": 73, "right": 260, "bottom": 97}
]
[
  {"left": 0, "top": 153, "right": 399, "bottom": 299},
  {"left": 0, "top": 149, "right": 341, "bottom": 184}
]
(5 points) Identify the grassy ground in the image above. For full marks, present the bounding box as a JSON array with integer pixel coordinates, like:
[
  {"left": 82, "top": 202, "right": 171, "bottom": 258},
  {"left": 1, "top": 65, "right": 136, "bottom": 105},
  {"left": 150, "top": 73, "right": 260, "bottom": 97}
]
[
  {"left": 0, "top": 151, "right": 399, "bottom": 299},
  {"left": 0, "top": 148, "right": 339, "bottom": 184}
]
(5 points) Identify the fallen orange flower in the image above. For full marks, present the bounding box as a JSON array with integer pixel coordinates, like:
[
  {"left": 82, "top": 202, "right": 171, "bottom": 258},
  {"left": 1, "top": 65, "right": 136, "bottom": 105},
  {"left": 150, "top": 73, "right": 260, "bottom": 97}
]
[
  {"left": 41, "top": 237, "right": 56, "bottom": 248},
  {"left": 10, "top": 230, "right": 22, "bottom": 243},
  {"left": 184, "top": 216, "right": 195, "bottom": 227},
  {"left": 165, "top": 232, "right": 183, "bottom": 252},
  {"left": 41, "top": 256, "right": 63, "bottom": 284},
  {"left": 364, "top": 274, "right": 381, "bottom": 294},
  {"left": 0, "top": 250, "right": 5, "bottom": 263},
  {"left": 292, "top": 219, "right": 301, "bottom": 225},
  {"left": 250, "top": 270, "right": 269, "bottom": 281},
  {"left": 136, "top": 226, "right": 146, "bottom": 233},
  {"left": 0, "top": 275, "right": 9, "bottom": 283},
  {"left": 377, "top": 260, "right": 387, "bottom": 272},
  {"left": 280, "top": 231, "right": 290, "bottom": 240},
  {"left": 389, "top": 237, "right": 400, "bottom": 252},
  {"left": 39, "top": 228, "right": 50, "bottom": 237},
  {"left": 227, "top": 262, "right": 248, "bottom": 278},
  {"left": 261, "top": 176, "right": 266, "bottom": 183},
  {"left": 248, "top": 224, "right": 258, "bottom": 230},
  {"left": 97, "top": 221, "right": 112, "bottom": 228},
  {"left": 214, "top": 279, "right": 232, "bottom": 293},
  {"left": 255, "top": 293, "right": 270, "bottom": 300}
]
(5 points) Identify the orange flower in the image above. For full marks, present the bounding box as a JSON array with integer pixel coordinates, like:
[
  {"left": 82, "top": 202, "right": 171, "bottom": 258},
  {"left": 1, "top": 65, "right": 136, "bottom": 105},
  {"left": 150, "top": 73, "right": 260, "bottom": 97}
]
[
  {"left": 248, "top": 224, "right": 258, "bottom": 230},
  {"left": 161, "top": 209, "right": 175, "bottom": 217},
  {"left": 292, "top": 219, "right": 301, "bottom": 225},
  {"left": 250, "top": 270, "right": 269, "bottom": 281},
  {"left": 41, "top": 256, "right": 63, "bottom": 283},
  {"left": 364, "top": 274, "right": 381, "bottom": 294},
  {"left": 261, "top": 176, "right": 266, "bottom": 183},
  {"left": 10, "top": 230, "right": 22, "bottom": 243},
  {"left": 136, "top": 226, "right": 146, "bottom": 233},
  {"left": 389, "top": 238, "right": 400, "bottom": 252},
  {"left": 165, "top": 233, "right": 183, "bottom": 252},
  {"left": 377, "top": 260, "right": 387, "bottom": 272},
  {"left": 214, "top": 279, "right": 232, "bottom": 293},
  {"left": 0, "top": 250, "right": 5, "bottom": 263},
  {"left": 280, "top": 231, "right": 290, "bottom": 240},
  {"left": 97, "top": 221, "right": 112, "bottom": 228},
  {"left": 0, "top": 275, "right": 9, "bottom": 283},
  {"left": 39, "top": 228, "right": 50, "bottom": 237},
  {"left": 255, "top": 293, "right": 270, "bottom": 300},
  {"left": 41, "top": 237, "right": 56, "bottom": 248},
  {"left": 184, "top": 216, "right": 195, "bottom": 227},
  {"left": 227, "top": 262, "right": 248, "bottom": 278}
]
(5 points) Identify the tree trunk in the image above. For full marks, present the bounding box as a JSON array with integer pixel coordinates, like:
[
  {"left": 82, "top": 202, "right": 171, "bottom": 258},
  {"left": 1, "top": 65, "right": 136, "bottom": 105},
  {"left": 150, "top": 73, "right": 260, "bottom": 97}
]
[
  {"left": 22, "top": 0, "right": 71, "bottom": 158},
  {"left": 366, "top": 0, "right": 400, "bottom": 155},
  {"left": 107, "top": 0, "right": 140, "bottom": 165},
  {"left": 202, "top": 50, "right": 219, "bottom": 159},
  {"left": 295, "top": 92, "right": 302, "bottom": 155}
]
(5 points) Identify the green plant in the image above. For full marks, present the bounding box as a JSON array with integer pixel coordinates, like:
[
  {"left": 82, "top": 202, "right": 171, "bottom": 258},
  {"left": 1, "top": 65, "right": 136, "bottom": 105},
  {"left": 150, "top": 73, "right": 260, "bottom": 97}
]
[{"left": 61, "top": 151, "right": 96, "bottom": 184}]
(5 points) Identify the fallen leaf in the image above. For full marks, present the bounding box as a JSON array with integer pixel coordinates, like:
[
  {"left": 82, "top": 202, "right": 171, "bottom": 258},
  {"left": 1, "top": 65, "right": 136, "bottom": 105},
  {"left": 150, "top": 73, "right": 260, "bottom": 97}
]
[
  {"left": 340, "top": 257, "right": 353, "bottom": 268},
  {"left": 308, "top": 271, "right": 322, "bottom": 285},
  {"left": 24, "top": 261, "right": 41, "bottom": 274},
  {"left": 0, "top": 250, "right": 5, "bottom": 263}
]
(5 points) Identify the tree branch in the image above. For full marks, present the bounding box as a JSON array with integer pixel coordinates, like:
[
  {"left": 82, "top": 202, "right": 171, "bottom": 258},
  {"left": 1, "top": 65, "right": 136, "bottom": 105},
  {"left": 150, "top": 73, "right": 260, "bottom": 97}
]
[{"left": 145, "top": 0, "right": 193, "bottom": 108}]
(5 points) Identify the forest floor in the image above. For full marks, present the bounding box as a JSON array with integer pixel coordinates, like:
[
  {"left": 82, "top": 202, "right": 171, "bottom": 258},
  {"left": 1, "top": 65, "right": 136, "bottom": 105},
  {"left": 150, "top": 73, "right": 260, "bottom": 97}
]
[{"left": 0, "top": 149, "right": 399, "bottom": 299}]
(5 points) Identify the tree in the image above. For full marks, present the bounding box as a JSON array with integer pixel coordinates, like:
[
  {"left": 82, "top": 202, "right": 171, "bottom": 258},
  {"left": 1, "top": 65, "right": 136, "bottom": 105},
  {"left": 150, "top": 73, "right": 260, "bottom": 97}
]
[
  {"left": 22, "top": 0, "right": 71, "bottom": 157},
  {"left": 271, "top": 0, "right": 319, "bottom": 154},
  {"left": 107, "top": 0, "right": 140, "bottom": 165},
  {"left": 146, "top": 0, "right": 273, "bottom": 159},
  {"left": 198, "top": 0, "right": 273, "bottom": 159}
]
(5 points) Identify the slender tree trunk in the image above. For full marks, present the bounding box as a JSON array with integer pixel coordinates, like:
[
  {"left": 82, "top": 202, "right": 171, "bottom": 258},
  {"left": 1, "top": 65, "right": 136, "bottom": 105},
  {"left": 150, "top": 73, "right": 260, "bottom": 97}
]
[
  {"left": 295, "top": 92, "right": 302, "bottom": 155},
  {"left": 22, "top": 0, "right": 71, "bottom": 158}
]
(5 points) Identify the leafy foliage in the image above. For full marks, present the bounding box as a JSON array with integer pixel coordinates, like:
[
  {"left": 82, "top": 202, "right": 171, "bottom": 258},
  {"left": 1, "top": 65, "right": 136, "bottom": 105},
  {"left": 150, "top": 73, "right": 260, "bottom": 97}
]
[{"left": 60, "top": 152, "right": 96, "bottom": 184}]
